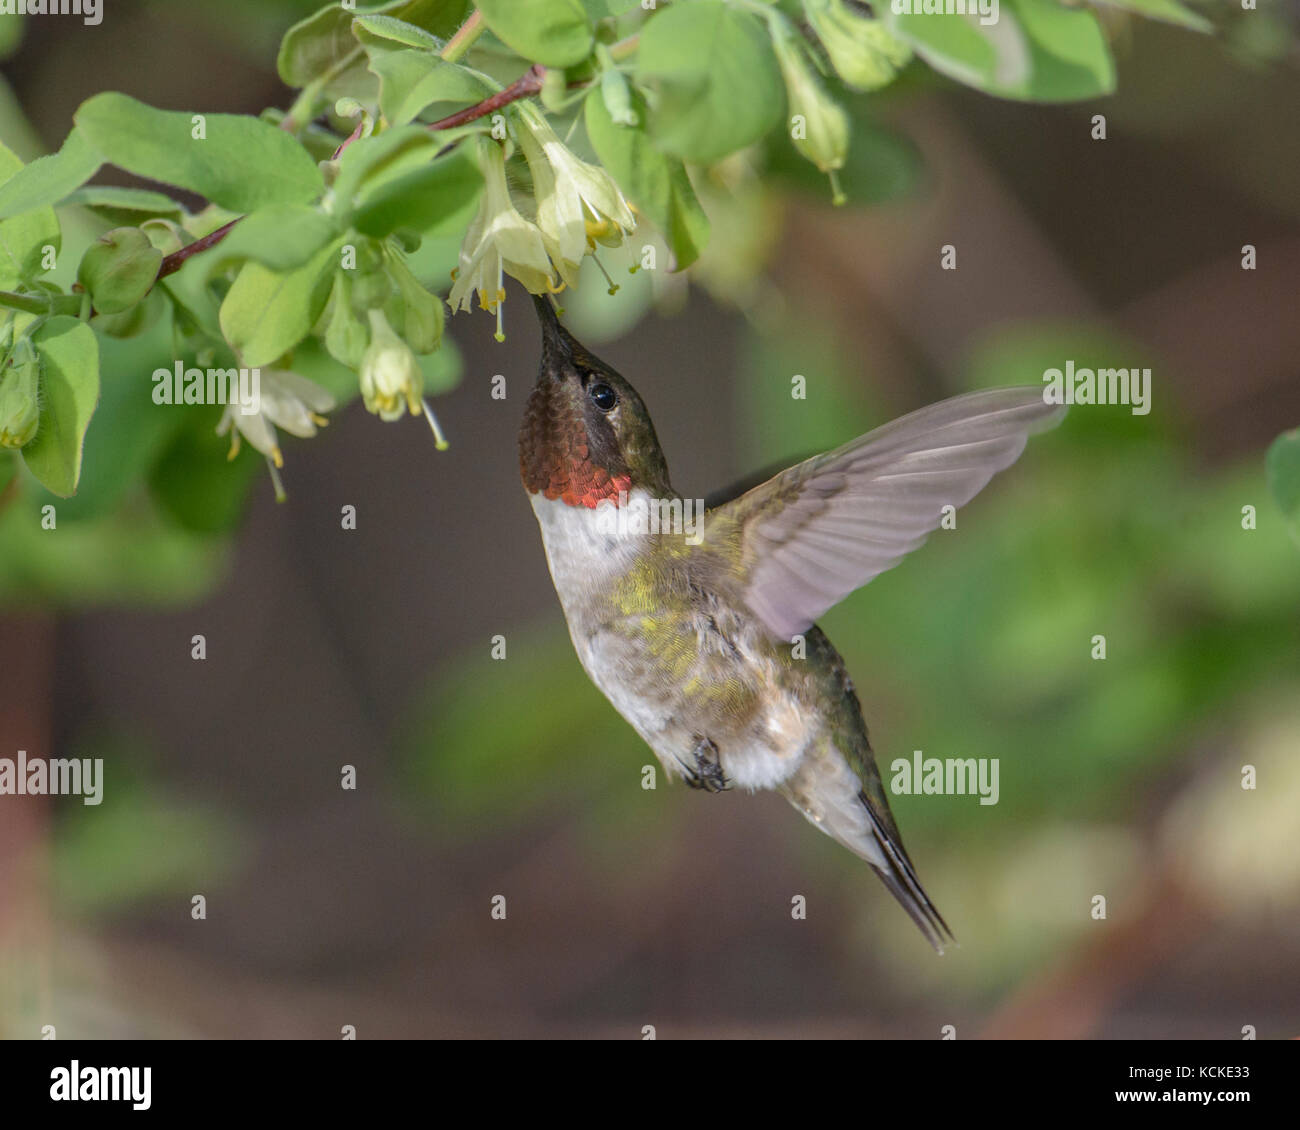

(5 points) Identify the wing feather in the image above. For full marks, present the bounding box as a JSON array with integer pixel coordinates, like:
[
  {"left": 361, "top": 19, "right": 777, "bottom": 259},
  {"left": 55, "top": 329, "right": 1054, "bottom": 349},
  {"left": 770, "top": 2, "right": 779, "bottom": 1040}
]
[{"left": 715, "top": 388, "right": 1064, "bottom": 640}]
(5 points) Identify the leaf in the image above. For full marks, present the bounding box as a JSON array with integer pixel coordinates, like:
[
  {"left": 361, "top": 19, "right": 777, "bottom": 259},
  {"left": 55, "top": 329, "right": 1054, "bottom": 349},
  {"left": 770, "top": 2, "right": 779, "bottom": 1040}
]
[
  {"left": 278, "top": 0, "right": 469, "bottom": 87},
  {"left": 585, "top": 88, "right": 709, "bottom": 269},
  {"left": 362, "top": 42, "right": 497, "bottom": 126},
  {"left": 203, "top": 205, "right": 341, "bottom": 273},
  {"left": 218, "top": 239, "right": 343, "bottom": 367},
  {"left": 331, "top": 126, "right": 443, "bottom": 216},
  {"left": 75, "top": 93, "right": 324, "bottom": 212},
  {"left": 350, "top": 145, "right": 482, "bottom": 237},
  {"left": 21, "top": 317, "right": 100, "bottom": 497},
  {"left": 353, "top": 13, "right": 445, "bottom": 49},
  {"left": 0, "top": 142, "right": 59, "bottom": 288},
  {"left": 1093, "top": 0, "right": 1212, "bottom": 33},
  {"left": 1012, "top": 0, "right": 1117, "bottom": 101},
  {"left": 1267, "top": 429, "right": 1300, "bottom": 540},
  {"left": 635, "top": 0, "right": 784, "bottom": 165},
  {"left": 477, "top": 0, "right": 594, "bottom": 68},
  {"left": 0, "top": 128, "right": 102, "bottom": 220},
  {"left": 884, "top": 0, "right": 1114, "bottom": 102},
  {"left": 61, "top": 185, "right": 185, "bottom": 223}
]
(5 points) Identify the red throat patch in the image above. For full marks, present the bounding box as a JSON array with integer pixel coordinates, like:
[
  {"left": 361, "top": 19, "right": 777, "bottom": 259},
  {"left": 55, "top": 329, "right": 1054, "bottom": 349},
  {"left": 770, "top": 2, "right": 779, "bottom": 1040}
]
[{"left": 519, "top": 380, "right": 631, "bottom": 509}]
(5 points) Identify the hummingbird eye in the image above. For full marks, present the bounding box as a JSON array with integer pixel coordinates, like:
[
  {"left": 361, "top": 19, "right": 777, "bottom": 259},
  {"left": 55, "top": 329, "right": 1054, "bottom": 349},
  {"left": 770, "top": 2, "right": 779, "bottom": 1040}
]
[{"left": 588, "top": 382, "right": 618, "bottom": 412}]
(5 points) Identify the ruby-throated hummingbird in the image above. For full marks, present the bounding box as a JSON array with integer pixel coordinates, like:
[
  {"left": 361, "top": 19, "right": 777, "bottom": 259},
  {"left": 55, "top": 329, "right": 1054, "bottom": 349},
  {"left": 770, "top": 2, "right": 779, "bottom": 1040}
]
[{"left": 519, "top": 297, "right": 1064, "bottom": 950}]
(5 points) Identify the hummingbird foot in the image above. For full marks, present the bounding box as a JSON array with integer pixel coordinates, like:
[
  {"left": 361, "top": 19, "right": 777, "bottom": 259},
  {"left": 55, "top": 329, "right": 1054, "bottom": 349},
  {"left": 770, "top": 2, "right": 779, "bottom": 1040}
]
[{"left": 681, "top": 736, "right": 730, "bottom": 793}]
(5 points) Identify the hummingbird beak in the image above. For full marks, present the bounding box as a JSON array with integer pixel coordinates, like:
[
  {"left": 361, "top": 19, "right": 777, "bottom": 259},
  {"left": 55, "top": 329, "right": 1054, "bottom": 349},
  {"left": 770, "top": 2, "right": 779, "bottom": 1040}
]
[{"left": 532, "top": 295, "right": 577, "bottom": 381}]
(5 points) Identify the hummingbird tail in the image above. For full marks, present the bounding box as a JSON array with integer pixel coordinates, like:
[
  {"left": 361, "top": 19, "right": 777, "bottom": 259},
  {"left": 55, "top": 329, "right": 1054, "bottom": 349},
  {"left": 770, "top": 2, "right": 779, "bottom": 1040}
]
[{"left": 860, "top": 793, "right": 955, "bottom": 954}]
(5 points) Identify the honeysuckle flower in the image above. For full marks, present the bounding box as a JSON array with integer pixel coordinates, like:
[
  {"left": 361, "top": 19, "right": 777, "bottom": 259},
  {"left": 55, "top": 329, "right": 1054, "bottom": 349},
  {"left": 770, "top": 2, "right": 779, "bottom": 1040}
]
[
  {"left": 360, "top": 309, "right": 449, "bottom": 449},
  {"left": 0, "top": 353, "right": 40, "bottom": 449},
  {"left": 515, "top": 101, "right": 636, "bottom": 289},
  {"left": 448, "top": 137, "right": 556, "bottom": 341},
  {"left": 216, "top": 368, "right": 335, "bottom": 469},
  {"left": 771, "top": 17, "right": 850, "bottom": 202}
]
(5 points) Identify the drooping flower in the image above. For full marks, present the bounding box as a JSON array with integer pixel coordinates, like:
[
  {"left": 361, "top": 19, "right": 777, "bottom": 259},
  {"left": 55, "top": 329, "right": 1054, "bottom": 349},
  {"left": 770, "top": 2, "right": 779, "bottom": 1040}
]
[
  {"left": 217, "top": 368, "right": 335, "bottom": 500},
  {"left": 448, "top": 137, "right": 556, "bottom": 341},
  {"left": 515, "top": 101, "right": 636, "bottom": 289},
  {"left": 359, "top": 308, "right": 449, "bottom": 449}
]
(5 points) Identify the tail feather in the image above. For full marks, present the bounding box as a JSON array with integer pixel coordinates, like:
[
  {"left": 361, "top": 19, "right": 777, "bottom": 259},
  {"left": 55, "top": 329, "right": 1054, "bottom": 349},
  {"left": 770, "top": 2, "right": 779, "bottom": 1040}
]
[{"left": 861, "top": 791, "right": 955, "bottom": 953}]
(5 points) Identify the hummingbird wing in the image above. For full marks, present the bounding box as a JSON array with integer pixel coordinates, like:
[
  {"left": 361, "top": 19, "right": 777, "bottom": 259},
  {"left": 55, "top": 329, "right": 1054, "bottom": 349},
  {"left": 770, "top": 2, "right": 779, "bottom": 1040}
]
[{"left": 715, "top": 388, "right": 1064, "bottom": 641}]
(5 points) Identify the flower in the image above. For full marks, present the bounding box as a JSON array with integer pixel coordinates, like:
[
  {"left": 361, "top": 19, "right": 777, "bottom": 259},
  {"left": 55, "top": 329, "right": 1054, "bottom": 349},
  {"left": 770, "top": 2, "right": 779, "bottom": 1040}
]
[
  {"left": 216, "top": 368, "right": 335, "bottom": 470},
  {"left": 448, "top": 137, "right": 557, "bottom": 340},
  {"left": 0, "top": 353, "right": 40, "bottom": 449},
  {"left": 359, "top": 309, "right": 449, "bottom": 448},
  {"left": 515, "top": 101, "right": 636, "bottom": 289}
]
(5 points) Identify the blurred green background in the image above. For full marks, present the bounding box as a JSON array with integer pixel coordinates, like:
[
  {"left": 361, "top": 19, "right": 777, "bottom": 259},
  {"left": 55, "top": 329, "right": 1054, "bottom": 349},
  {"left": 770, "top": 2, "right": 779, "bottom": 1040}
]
[{"left": 1, "top": 0, "right": 1298, "bottom": 1038}]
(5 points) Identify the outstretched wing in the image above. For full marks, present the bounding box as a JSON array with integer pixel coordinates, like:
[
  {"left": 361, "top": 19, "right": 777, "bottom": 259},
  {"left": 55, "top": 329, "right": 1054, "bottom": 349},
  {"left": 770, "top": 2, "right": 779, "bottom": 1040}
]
[{"left": 716, "top": 387, "right": 1064, "bottom": 641}]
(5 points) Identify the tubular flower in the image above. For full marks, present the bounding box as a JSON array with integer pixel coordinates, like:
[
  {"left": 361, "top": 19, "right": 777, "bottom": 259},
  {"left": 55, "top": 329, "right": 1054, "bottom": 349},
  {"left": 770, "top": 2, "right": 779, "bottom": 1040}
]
[{"left": 448, "top": 137, "right": 556, "bottom": 340}]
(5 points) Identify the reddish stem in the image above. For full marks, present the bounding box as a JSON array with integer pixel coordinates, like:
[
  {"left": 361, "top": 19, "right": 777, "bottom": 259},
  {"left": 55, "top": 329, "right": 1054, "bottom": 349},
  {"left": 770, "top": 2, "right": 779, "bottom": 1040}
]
[
  {"left": 426, "top": 64, "right": 545, "bottom": 132},
  {"left": 156, "top": 217, "right": 243, "bottom": 281}
]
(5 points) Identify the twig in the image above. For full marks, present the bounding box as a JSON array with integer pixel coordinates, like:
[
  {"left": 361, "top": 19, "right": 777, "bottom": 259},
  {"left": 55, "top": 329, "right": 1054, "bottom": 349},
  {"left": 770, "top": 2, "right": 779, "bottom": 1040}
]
[
  {"left": 155, "top": 218, "right": 243, "bottom": 282},
  {"left": 425, "top": 64, "right": 546, "bottom": 133}
]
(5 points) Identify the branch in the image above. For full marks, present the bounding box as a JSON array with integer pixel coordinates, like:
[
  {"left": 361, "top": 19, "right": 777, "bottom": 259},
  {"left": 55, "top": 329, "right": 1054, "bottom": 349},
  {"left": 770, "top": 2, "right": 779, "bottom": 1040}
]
[
  {"left": 155, "top": 217, "right": 243, "bottom": 282},
  {"left": 425, "top": 64, "right": 545, "bottom": 133}
]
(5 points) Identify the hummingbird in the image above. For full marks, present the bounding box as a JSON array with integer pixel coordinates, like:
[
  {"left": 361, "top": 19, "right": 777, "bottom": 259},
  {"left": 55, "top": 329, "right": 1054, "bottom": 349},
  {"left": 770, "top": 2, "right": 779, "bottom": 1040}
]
[{"left": 519, "top": 296, "right": 1064, "bottom": 950}]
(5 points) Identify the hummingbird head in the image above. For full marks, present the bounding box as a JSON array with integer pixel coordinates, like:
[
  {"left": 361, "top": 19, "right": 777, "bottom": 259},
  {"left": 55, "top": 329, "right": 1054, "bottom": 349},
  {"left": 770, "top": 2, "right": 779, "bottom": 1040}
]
[{"left": 519, "top": 296, "right": 672, "bottom": 508}]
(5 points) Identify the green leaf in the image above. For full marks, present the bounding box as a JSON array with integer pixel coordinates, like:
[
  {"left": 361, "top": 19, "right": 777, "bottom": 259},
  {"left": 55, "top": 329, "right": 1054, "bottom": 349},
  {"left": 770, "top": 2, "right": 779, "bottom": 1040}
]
[
  {"left": 76, "top": 226, "right": 163, "bottom": 315},
  {"left": 1094, "top": 0, "right": 1212, "bottom": 33},
  {"left": 477, "top": 0, "right": 594, "bottom": 67},
  {"left": 75, "top": 93, "right": 325, "bottom": 212},
  {"left": 278, "top": 0, "right": 469, "bottom": 87},
  {"left": 219, "top": 239, "right": 343, "bottom": 367},
  {"left": 0, "top": 128, "right": 102, "bottom": 220},
  {"left": 353, "top": 13, "right": 445, "bottom": 49},
  {"left": 350, "top": 145, "right": 482, "bottom": 237},
  {"left": 1267, "top": 429, "right": 1300, "bottom": 540},
  {"left": 635, "top": 0, "right": 784, "bottom": 165},
  {"left": 362, "top": 43, "right": 497, "bottom": 126},
  {"left": 21, "top": 317, "right": 100, "bottom": 497},
  {"left": 331, "top": 125, "right": 441, "bottom": 216},
  {"left": 61, "top": 185, "right": 186, "bottom": 226},
  {"left": 885, "top": 0, "right": 1114, "bottom": 102},
  {"left": 585, "top": 88, "right": 709, "bottom": 269},
  {"left": 203, "top": 205, "right": 341, "bottom": 273},
  {"left": 0, "top": 142, "right": 59, "bottom": 288},
  {"left": 1013, "top": 0, "right": 1117, "bottom": 100}
]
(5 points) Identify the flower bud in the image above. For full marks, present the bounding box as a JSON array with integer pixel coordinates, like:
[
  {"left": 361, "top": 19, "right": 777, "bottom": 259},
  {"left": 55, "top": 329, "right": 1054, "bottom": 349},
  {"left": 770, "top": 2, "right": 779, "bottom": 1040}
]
[
  {"left": 76, "top": 226, "right": 163, "bottom": 315},
  {"left": 0, "top": 353, "right": 40, "bottom": 449},
  {"left": 804, "top": 0, "right": 912, "bottom": 92},
  {"left": 771, "top": 19, "right": 850, "bottom": 195}
]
